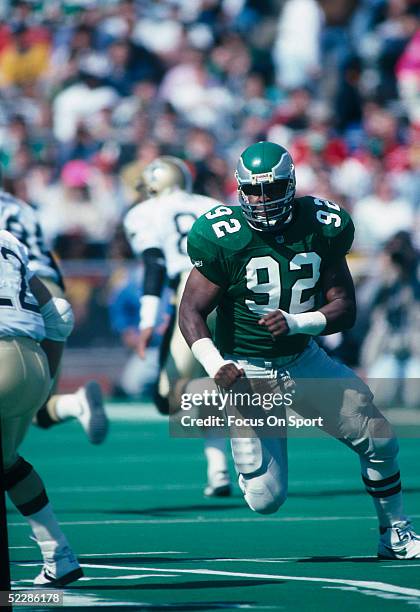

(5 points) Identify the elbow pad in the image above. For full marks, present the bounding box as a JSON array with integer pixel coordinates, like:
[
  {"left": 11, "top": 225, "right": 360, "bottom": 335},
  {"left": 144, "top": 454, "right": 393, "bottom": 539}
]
[{"left": 40, "top": 297, "right": 74, "bottom": 341}]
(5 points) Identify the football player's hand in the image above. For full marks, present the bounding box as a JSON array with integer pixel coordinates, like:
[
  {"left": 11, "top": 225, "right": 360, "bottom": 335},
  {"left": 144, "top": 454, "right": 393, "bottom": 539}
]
[
  {"left": 258, "top": 310, "right": 290, "bottom": 337},
  {"left": 137, "top": 326, "right": 154, "bottom": 358},
  {"left": 214, "top": 363, "right": 244, "bottom": 390},
  {"left": 122, "top": 328, "right": 140, "bottom": 349}
]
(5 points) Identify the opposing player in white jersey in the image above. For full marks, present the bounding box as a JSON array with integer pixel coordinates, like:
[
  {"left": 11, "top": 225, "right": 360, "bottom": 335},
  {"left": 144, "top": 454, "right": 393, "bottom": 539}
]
[
  {"left": 0, "top": 188, "right": 108, "bottom": 444},
  {"left": 124, "top": 156, "right": 231, "bottom": 496},
  {"left": 0, "top": 229, "right": 82, "bottom": 585}
]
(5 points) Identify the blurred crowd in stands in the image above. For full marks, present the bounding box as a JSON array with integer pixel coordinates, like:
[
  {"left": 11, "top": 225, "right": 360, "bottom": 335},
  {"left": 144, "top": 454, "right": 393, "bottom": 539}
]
[
  {"left": 0, "top": 0, "right": 419, "bottom": 257},
  {"left": 0, "top": 0, "right": 418, "bottom": 395}
]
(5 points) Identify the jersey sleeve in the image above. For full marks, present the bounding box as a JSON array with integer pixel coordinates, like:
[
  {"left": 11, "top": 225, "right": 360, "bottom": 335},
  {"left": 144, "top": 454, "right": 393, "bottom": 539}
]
[
  {"left": 305, "top": 196, "right": 355, "bottom": 261},
  {"left": 187, "top": 221, "right": 229, "bottom": 288},
  {"left": 327, "top": 210, "right": 355, "bottom": 259},
  {"left": 124, "top": 205, "right": 162, "bottom": 256},
  {"left": 0, "top": 229, "right": 30, "bottom": 263}
]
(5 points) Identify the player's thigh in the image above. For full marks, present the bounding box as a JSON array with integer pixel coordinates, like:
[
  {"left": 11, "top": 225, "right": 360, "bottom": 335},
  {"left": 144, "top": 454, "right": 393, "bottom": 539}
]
[
  {"left": 165, "top": 320, "right": 203, "bottom": 383},
  {"left": 163, "top": 271, "right": 207, "bottom": 385},
  {"left": 0, "top": 337, "right": 50, "bottom": 469},
  {"left": 288, "top": 341, "right": 394, "bottom": 443}
]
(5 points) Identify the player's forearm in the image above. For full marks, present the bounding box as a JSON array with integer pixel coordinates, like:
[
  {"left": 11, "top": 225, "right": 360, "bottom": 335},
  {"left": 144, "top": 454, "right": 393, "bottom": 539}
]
[
  {"left": 40, "top": 338, "right": 64, "bottom": 378},
  {"left": 179, "top": 307, "right": 235, "bottom": 378},
  {"left": 270, "top": 298, "right": 355, "bottom": 337},
  {"left": 319, "top": 297, "right": 356, "bottom": 334},
  {"left": 140, "top": 248, "right": 166, "bottom": 329},
  {"left": 29, "top": 275, "right": 53, "bottom": 306},
  {"left": 179, "top": 301, "right": 212, "bottom": 347},
  {"left": 142, "top": 248, "right": 165, "bottom": 298},
  {"left": 318, "top": 257, "right": 356, "bottom": 334}
]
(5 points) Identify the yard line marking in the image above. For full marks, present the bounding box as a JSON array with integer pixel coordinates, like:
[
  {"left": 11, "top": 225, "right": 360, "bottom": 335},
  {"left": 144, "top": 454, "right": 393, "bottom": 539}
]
[
  {"left": 382, "top": 564, "right": 420, "bottom": 568},
  {"left": 49, "top": 484, "right": 202, "bottom": 493},
  {"left": 70, "top": 564, "right": 420, "bottom": 599},
  {"left": 47, "top": 478, "right": 363, "bottom": 493},
  {"left": 80, "top": 551, "right": 187, "bottom": 557},
  {"left": 9, "top": 546, "right": 35, "bottom": 549},
  {"left": 10, "top": 554, "right": 375, "bottom": 568},
  {"left": 79, "top": 574, "right": 179, "bottom": 581},
  {"left": 9, "top": 514, "right": 420, "bottom": 527},
  {"left": 33, "top": 455, "right": 199, "bottom": 465},
  {"left": 323, "top": 585, "right": 420, "bottom": 607}
]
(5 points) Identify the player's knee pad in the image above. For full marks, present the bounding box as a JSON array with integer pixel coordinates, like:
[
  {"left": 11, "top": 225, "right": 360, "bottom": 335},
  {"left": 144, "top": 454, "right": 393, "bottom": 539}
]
[
  {"left": 239, "top": 472, "right": 287, "bottom": 515},
  {"left": 232, "top": 438, "right": 287, "bottom": 514}
]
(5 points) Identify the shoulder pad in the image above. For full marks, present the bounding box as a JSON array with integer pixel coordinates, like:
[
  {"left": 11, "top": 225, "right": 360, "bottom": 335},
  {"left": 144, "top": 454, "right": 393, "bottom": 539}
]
[
  {"left": 296, "top": 195, "right": 352, "bottom": 237},
  {"left": 190, "top": 204, "right": 253, "bottom": 253}
]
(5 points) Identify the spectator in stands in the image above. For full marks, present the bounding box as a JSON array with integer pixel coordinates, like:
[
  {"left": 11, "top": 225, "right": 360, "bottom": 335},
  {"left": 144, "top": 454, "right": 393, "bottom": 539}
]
[
  {"left": 0, "top": 23, "right": 50, "bottom": 87},
  {"left": 0, "top": 0, "right": 417, "bottom": 264},
  {"left": 352, "top": 171, "right": 414, "bottom": 252},
  {"left": 361, "top": 231, "right": 420, "bottom": 408}
]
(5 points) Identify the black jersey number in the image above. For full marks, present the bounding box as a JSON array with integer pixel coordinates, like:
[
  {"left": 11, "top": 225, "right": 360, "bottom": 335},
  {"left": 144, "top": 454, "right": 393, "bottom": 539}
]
[
  {"left": 174, "top": 213, "right": 198, "bottom": 255},
  {"left": 0, "top": 247, "right": 40, "bottom": 313}
]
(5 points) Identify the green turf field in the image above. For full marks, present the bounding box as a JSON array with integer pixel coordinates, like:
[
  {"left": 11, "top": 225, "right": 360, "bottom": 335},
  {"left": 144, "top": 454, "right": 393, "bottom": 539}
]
[{"left": 8, "top": 403, "right": 420, "bottom": 611}]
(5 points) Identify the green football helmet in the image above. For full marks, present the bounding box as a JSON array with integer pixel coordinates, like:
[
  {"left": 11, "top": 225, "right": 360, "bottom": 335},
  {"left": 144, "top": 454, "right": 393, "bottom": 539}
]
[{"left": 235, "top": 141, "right": 296, "bottom": 232}]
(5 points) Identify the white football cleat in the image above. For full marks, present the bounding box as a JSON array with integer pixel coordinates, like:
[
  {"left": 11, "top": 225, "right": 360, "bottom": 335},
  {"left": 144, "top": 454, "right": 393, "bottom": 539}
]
[
  {"left": 204, "top": 471, "right": 231, "bottom": 497},
  {"left": 378, "top": 520, "right": 420, "bottom": 559},
  {"left": 76, "top": 381, "right": 108, "bottom": 444},
  {"left": 34, "top": 545, "right": 83, "bottom": 587}
]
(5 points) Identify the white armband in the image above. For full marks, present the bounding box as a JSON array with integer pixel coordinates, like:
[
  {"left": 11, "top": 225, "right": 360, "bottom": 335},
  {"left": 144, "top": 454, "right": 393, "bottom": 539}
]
[
  {"left": 281, "top": 310, "right": 327, "bottom": 336},
  {"left": 191, "top": 337, "right": 235, "bottom": 378},
  {"left": 139, "top": 294, "right": 160, "bottom": 330},
  {"left": 40, "top": 297, "right": 74, "bottom": 341}
]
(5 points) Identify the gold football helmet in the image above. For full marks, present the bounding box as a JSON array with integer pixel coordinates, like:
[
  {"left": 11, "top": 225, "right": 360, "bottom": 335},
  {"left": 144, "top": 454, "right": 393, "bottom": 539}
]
[{"left": 137, "top": 156, "right": 192, "bottom": 198}]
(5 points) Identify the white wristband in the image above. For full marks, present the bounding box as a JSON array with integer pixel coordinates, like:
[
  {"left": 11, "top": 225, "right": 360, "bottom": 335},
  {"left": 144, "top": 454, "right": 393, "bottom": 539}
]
[
  {"left": 139, "top": 294, "right": 160, "bottom": 330},
  {"left": 191, "top": 337, "right": 234, "bottom": 378},
  {"left": 280, "top": 310, "right": 327, "bottom": 336}
]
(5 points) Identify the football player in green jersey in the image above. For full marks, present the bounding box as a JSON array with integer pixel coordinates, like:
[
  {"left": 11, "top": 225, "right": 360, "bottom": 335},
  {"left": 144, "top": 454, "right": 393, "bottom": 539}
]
[{"left": 179, "top": 141, "right": 420, "bottom": 559}]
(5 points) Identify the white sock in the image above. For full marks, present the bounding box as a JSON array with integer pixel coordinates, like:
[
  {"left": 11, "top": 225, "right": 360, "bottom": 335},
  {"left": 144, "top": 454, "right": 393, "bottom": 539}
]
[
  {"left": 55, "top": 394, "right": 81, "bottom": 421},
  {"left": 27, "top": 503, "right": 69, "bottom": 557},
  {"left": 204, "top": 438, "right": 229, "bottom": 484}
]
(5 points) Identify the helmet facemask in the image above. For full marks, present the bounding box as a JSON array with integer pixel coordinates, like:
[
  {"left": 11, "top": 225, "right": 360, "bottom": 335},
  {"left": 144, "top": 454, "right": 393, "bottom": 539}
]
[
  {"left": 235, "top": 141, "right": 296, "bottom": 233},
  {"left": 237, "top": 174, "right": 295, "bottom": 233}
]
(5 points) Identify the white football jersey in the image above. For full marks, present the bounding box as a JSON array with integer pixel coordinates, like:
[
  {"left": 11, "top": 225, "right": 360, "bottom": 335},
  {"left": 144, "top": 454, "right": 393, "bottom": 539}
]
[
  {"left": 0, "top": 230, "right": 45, "bottom": 340},
  {"left": 0, "top": 190, "right": 62, "bottom": 285},
  {"left": 124, "top": 190, "right": 220, "bottom": 279}
]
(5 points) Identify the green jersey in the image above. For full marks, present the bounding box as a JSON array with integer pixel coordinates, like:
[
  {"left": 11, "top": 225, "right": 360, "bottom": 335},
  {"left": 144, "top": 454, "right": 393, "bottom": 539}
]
[{"left": 187, "top": 197, "right": 354, "bottom": 359}]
